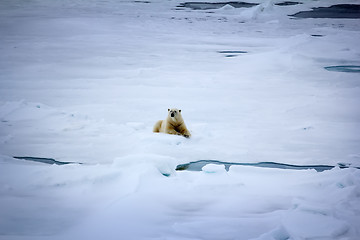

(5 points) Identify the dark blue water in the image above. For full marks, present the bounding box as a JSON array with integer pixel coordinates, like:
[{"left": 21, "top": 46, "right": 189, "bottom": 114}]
[
  {"left": 218, "top": 50, "right": 248, "bottom": 58},
  {"left": 177, "top": 2, "right": 302, "bottom": 10},
  {"left": 13, "top": 156, "right": 81, "bottom": 165},
  {"left": 177, "top": 2, "right": 258, "bottom": 10},
  {"left": 13, "top": 157, "right": 359, "bottom": 173},
  {"left": 275, "top": 2, "right": 302, "bottom": 6},
  {"left": 218, "top": 51, "right": 248, "bottom": 54},
  {"left": 324, "top": 65, "right": 360, "bottom": 73},
  {"left": 290, "top": 4, "right": 360, "bottom": 19},
  {"left": 176, "top": 160, "right": 358, "bottom": 172}
]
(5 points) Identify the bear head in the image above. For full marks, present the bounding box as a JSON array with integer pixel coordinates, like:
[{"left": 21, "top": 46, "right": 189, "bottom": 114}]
[{"left": 168, "top": 108, "right": 182, "bottom": 120}]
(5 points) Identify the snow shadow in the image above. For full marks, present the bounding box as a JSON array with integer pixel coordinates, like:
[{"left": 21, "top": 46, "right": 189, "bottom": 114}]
[
  {"left": 176, "top": 160, "right": 359, "bottom": 172},
  {"left": 290, "top": 4, "right": 360, "bottom": 19},
  {"left": 324, "top": 65, "right": 360, "bottom": 73}
]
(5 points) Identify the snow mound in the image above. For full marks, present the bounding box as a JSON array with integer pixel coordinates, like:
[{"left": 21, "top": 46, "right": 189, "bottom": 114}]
[{"left": 202, "top": 163, "right": 226, "bottom": 173}]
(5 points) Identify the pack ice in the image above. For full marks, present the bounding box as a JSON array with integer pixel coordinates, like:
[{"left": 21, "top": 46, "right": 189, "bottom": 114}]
[{"left": 1, "top": 0, "right": 360, "bottom": 239}]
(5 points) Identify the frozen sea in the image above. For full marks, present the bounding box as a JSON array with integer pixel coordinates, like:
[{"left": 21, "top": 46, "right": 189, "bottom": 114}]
[{"left": 0, "top": 0, "right": 360, "bottom": 239}]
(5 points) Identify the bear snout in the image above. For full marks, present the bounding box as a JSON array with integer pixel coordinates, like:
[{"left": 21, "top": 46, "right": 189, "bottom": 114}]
[{"left": 171, "top": 113, "right": 175, "bottom": 117}]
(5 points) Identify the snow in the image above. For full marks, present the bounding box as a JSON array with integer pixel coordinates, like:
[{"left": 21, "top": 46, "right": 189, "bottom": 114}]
[
  {"left": 1, "top": 0, "right": 360, "bottom": 239},
  {"left": 201, "top": 163, "right": 227, "bottom": 173}
]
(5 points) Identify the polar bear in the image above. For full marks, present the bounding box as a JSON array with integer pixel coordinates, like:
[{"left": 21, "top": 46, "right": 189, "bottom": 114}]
[{"left": 153, "top": 108, "right": 191, "bottom": 138}]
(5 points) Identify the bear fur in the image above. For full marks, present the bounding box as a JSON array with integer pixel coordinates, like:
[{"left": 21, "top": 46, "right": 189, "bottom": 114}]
[{"left": 153, "top": 108, "right": 191, "bottom": 138}]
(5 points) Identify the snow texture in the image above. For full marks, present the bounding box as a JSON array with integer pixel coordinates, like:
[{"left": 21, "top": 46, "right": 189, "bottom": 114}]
[{"left": 0, "top": 0, "right": 360, "bottom": 239}]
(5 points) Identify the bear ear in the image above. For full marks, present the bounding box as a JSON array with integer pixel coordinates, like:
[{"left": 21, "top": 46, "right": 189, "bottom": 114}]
[
  {"left": 179, "top": 109, "right": 181, "bottom": 113},
  {"left": 168, "top": 109, "right": 170, "bottom": 112}
]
